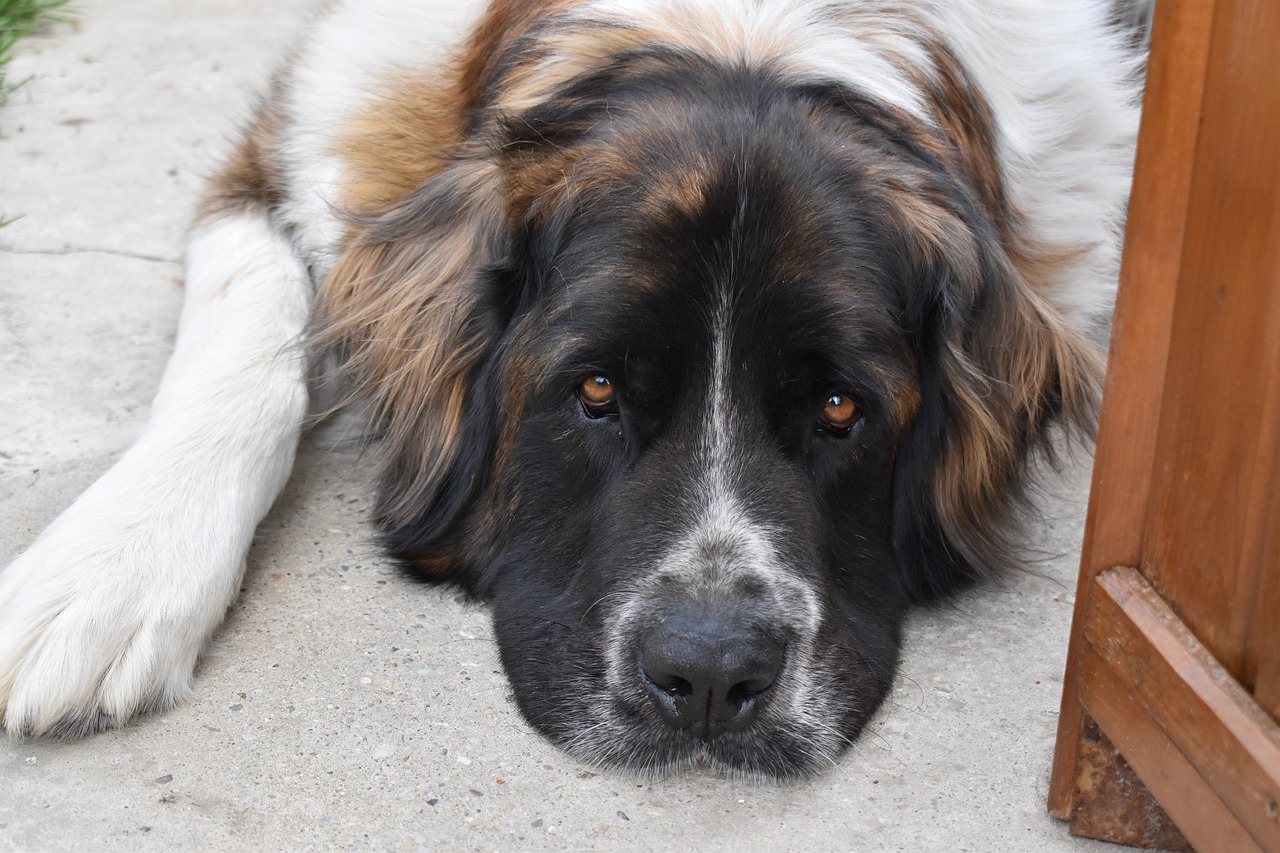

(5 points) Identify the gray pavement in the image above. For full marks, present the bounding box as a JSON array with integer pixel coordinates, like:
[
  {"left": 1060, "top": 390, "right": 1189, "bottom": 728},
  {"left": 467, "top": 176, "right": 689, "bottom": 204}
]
[{"left": 0, "top": 1, "right": 1117, "bottom": 849}]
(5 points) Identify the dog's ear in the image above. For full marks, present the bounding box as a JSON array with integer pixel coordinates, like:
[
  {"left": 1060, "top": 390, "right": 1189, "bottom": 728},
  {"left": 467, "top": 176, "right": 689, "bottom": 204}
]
[
  {"left": 891, "top": 222, "right": 1104, "bottom": 603},
  {"left": 318, "top": 159, "right": 517, "bottom": 579},
  {"left": 316, "top": 67, "right": 626, "bottom": 583}
]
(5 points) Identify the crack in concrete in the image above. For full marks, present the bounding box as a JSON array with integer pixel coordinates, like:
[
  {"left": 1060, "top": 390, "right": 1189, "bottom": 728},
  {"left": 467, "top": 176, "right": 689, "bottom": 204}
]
[{"left": 0, "top": 246, "right": 181, "bottom": 265}]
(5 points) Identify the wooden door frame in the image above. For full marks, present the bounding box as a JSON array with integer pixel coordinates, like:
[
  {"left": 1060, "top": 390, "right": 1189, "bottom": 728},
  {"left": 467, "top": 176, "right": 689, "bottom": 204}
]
[{"left": 1048, "top": 0, "right": 1280, "bottom": 849}]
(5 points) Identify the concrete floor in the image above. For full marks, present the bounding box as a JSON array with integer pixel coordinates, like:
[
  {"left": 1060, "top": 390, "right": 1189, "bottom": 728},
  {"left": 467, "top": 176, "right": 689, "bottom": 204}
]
[{"left": 0, "top": 1, "right": 1120, "bottom": 849}]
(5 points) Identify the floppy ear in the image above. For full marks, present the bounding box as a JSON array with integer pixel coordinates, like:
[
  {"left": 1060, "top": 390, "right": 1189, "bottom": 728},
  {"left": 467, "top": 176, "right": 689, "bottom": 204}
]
[
  {"left": 891, "top": 235, "right": 1104, "bottom": 603},
  {"left": 317, "top": 158, "right": 517, "bottom": 578}
]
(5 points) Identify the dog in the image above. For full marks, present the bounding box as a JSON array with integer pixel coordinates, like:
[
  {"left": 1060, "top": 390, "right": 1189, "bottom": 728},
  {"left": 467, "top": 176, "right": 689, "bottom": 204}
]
[{"left": 0, "top": 0, "right": 1144, "bottom": 778}]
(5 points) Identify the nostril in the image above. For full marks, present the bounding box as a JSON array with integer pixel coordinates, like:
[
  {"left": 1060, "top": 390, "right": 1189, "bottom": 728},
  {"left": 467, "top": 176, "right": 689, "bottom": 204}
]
[
  {"left": 644, "top": 669, "right": 692, "bottom": 698},
  {"left": 725, "top": 675, "right": 771, "bottom": 708}
]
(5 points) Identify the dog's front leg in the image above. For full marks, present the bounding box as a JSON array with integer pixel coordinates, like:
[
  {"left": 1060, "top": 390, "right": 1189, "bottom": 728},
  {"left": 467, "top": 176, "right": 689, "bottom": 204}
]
[{"left": 0, "top": 213, "right": 312, "bottom": 737}]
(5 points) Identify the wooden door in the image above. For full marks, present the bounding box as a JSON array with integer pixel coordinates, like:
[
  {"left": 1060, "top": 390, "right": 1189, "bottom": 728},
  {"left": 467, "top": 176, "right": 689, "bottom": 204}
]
[{"left": 1047, "top": 0, "right": 1280, "bottom": 850}]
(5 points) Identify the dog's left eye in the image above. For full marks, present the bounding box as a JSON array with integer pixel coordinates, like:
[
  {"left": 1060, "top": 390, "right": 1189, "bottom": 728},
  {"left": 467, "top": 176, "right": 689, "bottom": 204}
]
[
  {"left": 818, "top": 393, "right": 859, "bottom": 435},
  {"left": 578, "top": 374, "right": 619, "bottom": 419}
]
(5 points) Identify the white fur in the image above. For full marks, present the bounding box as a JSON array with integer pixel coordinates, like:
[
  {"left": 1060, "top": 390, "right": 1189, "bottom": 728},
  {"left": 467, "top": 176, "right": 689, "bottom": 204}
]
[
  {"left": 915, "top": 0, "right": 1140, "bottom": 324},
  {"left": 0, "top": 215, "right": 311, "bottom": 735}
]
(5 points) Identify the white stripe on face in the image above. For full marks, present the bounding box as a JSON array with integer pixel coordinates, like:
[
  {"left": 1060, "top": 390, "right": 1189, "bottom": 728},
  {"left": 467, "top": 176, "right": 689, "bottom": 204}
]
[
  {"left": 665, "top": 299, "right": 821, "bottom": 618},
  {"left": 603, "top": 295, "right": 823, "bottom": 690}
]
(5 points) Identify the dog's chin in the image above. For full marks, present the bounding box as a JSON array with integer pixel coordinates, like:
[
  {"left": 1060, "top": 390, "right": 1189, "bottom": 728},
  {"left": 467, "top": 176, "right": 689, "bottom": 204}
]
[{"left": 533, "top": 694, "right": 878, "bottom": 781}]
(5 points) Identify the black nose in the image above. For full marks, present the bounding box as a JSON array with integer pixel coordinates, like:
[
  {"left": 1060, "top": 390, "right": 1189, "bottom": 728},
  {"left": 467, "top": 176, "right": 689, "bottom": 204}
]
[{"left": 638, "top": 606, "right": 784, "bottom": 740}]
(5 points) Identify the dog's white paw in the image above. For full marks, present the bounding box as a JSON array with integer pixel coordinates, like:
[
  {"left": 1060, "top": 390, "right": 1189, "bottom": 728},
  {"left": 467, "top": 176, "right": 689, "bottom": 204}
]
[
  {"left": 0, "top": 467, "right": 250, "bottom": 737},
  {"left": 0, "top": 539, "right": 231, "bottom": 738}
]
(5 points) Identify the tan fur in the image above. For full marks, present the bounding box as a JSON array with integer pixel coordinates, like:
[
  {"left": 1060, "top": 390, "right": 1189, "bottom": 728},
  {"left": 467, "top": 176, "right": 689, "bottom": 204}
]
[
  {"left": 337, "top": 0, "right": 579, "bottom": 212},
  {"left": 338, "top": 80, "right": 466, "bottom": 212},
  {"left": 316, "top": 2, "right": 581, "bottom": 561},
  {"left": 496, "top": 20, "right": 658, "bottom": 116},
  {"left": 932, "top": 286, "right": 1102, "bottom": 571},
  {"left": 317, "top": 160, "right": 508, "bottom": 530},
  {"left": 195, "top": 100, "right": 288, "bottom": 224},
  {"left": 914, "top": 215, "right": 1102, "bottom": 572},
  {"left": 502, "top": 103, "right": 717, "bottom": 230}
]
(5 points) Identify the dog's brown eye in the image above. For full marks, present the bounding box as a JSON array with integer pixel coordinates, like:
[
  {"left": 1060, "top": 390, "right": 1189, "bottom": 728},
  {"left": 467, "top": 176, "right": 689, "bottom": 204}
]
[
  {"left": 578, "top": 375, "right": 618, "bottom": 418},
  {"left": 820, "top": 393, "right": 859, "bottom": 433}
]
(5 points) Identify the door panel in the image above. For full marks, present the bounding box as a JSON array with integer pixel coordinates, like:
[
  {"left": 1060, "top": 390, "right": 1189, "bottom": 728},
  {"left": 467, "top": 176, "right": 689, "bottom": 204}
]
[{"left": 1048, "top": 0, "right": 1280, "bottom": 848}]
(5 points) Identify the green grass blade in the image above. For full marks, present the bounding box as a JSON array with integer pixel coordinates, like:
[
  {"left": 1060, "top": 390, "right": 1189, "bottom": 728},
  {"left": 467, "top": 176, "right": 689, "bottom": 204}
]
[{"left": 0, "top": 0, "right": 71, "bottom": 103}]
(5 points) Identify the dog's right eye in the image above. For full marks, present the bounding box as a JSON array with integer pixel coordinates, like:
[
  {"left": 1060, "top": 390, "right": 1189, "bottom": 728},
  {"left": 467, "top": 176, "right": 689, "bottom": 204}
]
[
  {"left": 817, "top": 392, "right": 859, "bottom": 435},
  {"left": 578, "top": 374, "right": 619, "bottom": 419}
]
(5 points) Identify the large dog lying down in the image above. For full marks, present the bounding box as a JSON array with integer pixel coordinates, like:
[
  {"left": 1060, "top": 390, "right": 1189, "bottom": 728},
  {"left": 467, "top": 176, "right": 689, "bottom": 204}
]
[{"left": 0, "top": 0, "right": 1143, "bottom": 778}]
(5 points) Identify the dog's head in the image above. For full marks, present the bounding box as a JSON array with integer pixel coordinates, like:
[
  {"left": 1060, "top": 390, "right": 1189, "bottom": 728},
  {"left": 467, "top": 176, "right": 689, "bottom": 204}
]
[{"left": 320, "top": 19, "right": 1101, "bottom": 779}]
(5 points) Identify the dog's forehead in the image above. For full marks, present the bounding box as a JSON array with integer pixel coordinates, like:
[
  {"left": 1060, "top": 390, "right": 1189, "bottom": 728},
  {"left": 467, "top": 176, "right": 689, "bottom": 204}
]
[{"left": 540, "top": 156, "right": 899, "bottom": 334}]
